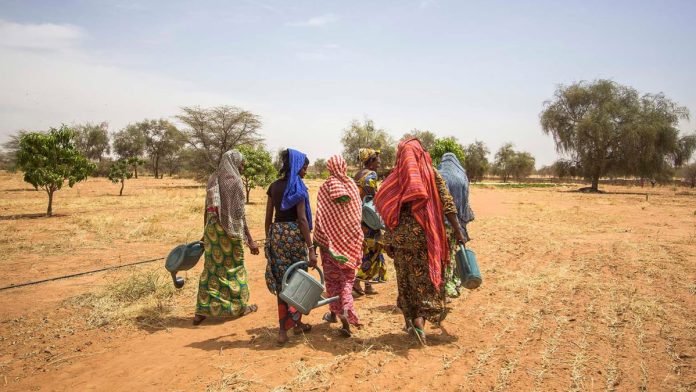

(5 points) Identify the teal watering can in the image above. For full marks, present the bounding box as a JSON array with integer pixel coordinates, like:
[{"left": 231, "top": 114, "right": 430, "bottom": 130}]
[
  {"left": 279, "top": 261, "right": 338, "bottom": 315},
  {"left": 455, "top": 244, "right": 482, "bottom": 289},
  {"left": 165, "top": 241, "right": 205, "bottom": 288}
]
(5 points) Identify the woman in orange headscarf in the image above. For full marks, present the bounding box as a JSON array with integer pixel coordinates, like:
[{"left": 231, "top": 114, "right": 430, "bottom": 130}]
[{"left": 374, "top": 139, "right": 466, "bottom": 345}]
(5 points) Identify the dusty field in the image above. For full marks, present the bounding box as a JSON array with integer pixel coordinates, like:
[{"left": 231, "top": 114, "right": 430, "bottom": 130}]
[{"left": 0, "top": 171, "right": 694, "bottom": 391}]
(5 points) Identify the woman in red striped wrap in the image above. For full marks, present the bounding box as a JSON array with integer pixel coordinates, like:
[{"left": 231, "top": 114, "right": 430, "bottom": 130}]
[
  {"left": 314, "top": 155, "right": 365, "bottom": 337},
  {"left": 374, "top": 138, "right": 466, "bottom": 345}
]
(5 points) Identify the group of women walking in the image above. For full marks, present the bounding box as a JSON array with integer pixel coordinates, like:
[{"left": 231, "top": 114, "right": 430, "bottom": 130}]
[{"left": 191, "top": 138, "right": 474, "bottom": 346}]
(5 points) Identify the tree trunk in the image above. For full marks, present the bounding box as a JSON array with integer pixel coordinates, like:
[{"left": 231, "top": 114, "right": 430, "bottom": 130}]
[
  {"left": 120, "top": 179, "right": 124, "bottom": 196},
  {"left": 134, "top": 165, "right": 139, "bottom": 179},
  {"left": 246, "top": 187, "right": 251, "bottom": 204},
  {"left": 591, "top": 174, "right": 600, "bottom": 191},
  {"left": 154, "top": 155, "right": 159, "bottom": 179},
  {"left": 46, "top": 189, "right": 54, "bottom": 216}
]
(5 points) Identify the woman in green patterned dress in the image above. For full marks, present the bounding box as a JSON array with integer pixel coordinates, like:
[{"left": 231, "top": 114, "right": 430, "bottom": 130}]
[{"left": 193, "top": 150, "right": 260, "bottom": 325}]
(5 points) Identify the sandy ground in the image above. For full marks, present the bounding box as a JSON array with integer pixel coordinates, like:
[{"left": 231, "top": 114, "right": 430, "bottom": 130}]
[{"left": 0, "top": 172, "right": 694, "bottom": 391}]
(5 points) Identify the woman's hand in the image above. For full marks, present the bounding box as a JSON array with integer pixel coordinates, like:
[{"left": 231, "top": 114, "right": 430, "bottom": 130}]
[
  {"left": 308, "top": 249, "right": 318, "bottom": 268},
  {"left": 248, "top": 240, "right": 260, "bottom": 255},
  {"left": 455, "top": 228, "right": 467, "bottom": 245}
]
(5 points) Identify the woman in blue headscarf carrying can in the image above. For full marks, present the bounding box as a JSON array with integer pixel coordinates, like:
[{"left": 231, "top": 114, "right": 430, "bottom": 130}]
[
  {"left": 264, "top": 148, "right": 317, "bottom": 345},
  {"left": 438, "top": 152, "right": 475, "bottom": 298}
]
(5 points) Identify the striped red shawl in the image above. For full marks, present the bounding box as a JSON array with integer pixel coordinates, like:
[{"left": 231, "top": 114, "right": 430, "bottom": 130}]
[
  {"left": 374, "top": 138, "right": 449, "bottom": 289},
  {"left": 313, "top": 155, "right": 364, "bottom": 269}
]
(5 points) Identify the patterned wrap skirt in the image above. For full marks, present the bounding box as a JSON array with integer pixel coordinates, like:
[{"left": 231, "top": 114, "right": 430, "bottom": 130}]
[
  {"left": 264, "top": 221, "right": 309, "bottom": 295},
  {"left": 195, "top": 212, "right": 250, "bottom": 317}
]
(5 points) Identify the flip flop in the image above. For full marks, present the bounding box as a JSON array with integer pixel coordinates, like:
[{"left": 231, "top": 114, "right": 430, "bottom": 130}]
[
  {"left": 242, "top": 304, "right": 258, "bottom": 316},
  {"left": 322, "top": 312, "right": 337, "bottom": 323},
  {"left": 407, "top": 319, "right": 426, "bottom": 346},
  {"left": 293, "top": 323, "right": 312, "bottom": 334}
]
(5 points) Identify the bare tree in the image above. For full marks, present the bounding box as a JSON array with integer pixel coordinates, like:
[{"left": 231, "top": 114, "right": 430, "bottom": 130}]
[{"left": 177, "top": 106, "right": 263, "bottom": 175}]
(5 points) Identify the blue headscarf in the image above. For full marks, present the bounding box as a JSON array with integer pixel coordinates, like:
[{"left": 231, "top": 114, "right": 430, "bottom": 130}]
[
  {"left": 438, "top": 153, "right": 474, "bottom": 232},
  {"left": 281, "top": 149, "right": 313, "bottom": 230}
]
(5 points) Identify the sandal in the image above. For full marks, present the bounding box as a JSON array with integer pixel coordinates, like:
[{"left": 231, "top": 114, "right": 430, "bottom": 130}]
[
  {"left": 242, "top": 304, "right": 258, "bottom": 316},
  {"left": 407, "top": 319, "right": 426, "bottom": 346},
  {"left": 293, "top": 323, "right": 312, "bottom": 334},
  {"left": 192, "top": 314, "right": 206, "bottom": 326},
  {"left": 322, "top": 312, "right": 337, "bottom": 323}
]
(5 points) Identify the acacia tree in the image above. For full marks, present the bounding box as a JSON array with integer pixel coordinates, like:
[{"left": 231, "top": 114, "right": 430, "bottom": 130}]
[
  {"left": 510, "top": 151, "right": 536, "bottom": 180},
  {"left": 671, "top": 134, "right": 696, "bottom": 168},
  {"left": 464, "top": 140, "right": 490, "bottom": 182},
  {"left": 177, "top": 106, "right": 263, "bottom": 177},
  {"left": 73, "top": 122, "right": 110, "bottom": 162},
  {"left": 108, "top": 159, "right": 133, "bottom": 196},
  {"left": 17, "top": 126, "right": 95, "bottom": 216},
  {"left": 0, "top": 130, "right": 29, "bottom": 171},
  {"left": 402, "top": 129, "right": 437, "bottom": 151},
  {"left": 684, "top": 163, "right": 696, "bottom": 188},
  {"left": 341, "top": 118, "right": 396, "bottom": 167},
  {"left": 541, "top": 79, "right": 689, "bottom": 191},
  {"left": 429, "top": 136, "right": 466, "bottom": 166},
  {"left": 113, "top": 125, "right": 146, "bottom": 178},
  {"left": 313, "top": 158, "right": 327, "bottom": 176},
  {"left": 238, "top": 145, "right": 276, "bottom": 203},
  {"left": 492, "top": 143, "right": 516, "bottom": 182}
]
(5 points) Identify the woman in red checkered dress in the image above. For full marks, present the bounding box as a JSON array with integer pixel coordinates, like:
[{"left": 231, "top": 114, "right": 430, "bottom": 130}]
[{"left": 313, "top": 155, "right": 365, "bottom": 336}]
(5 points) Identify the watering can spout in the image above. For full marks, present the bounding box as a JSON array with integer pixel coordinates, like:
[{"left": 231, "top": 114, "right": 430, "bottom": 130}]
[{"left": 316, "top": 296, "right": 339, "bottom": 308}]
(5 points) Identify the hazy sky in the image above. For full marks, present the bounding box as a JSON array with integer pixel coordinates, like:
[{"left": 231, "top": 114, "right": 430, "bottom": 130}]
[{"left": 1, "top": 0, "right": 695, "bottom": 166}]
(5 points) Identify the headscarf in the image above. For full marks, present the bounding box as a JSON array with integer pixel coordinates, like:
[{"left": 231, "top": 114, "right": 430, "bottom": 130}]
[
  {"left": 206, "top": 150, "right": 246, "bottom": 239},
  {"left": 314, "top": 155, "right": 364, "bottom": 269},
  {"left": 374, "top": 138, "right": 449, "bottom": 289},
  {"left": 280, "top": 148, "right": 313, "bottom": 230},
  {"left": 438, "top": 153, "right": 475, "bottom": 230},
  {"left": 359, "top": 148, "right": 380, "bottom": 165}
]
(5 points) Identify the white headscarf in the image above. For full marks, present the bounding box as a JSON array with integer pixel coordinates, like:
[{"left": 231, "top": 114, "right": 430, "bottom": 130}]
[{"left": 206, "top": 150, "right": 247, "bottom": 239}]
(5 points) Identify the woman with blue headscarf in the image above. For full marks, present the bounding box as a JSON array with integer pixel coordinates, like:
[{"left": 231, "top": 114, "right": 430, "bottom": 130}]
[
  {"left": 264, "top": 148, "right": 316, "bottom": 345},
  {"left": 438, "top": 152, "right": 475, "bottom": 298}
]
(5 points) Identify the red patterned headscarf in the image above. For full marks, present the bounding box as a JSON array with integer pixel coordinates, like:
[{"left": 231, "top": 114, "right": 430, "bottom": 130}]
[
  {"left": 374, "top": 138, "right": 449, "bottom": 289},
  {"left": 313, "top": 155, "right": 364, "bottom": 269}
]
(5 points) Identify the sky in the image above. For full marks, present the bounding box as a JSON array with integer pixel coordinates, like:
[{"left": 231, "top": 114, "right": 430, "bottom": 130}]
[{"left": 1, "top": 0, "right": 695, "bottom": 166}]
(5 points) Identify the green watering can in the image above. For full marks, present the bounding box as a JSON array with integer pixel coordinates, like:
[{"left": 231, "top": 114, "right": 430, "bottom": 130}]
[
  {"left": 165, "top": 241, "right": 205, "bottom": 288},
  {"left": 280, "top": 261, "right": 338, "bottom": 315},
  {"left": 455, "top": 245, "right": 482, "bottom": 289}
]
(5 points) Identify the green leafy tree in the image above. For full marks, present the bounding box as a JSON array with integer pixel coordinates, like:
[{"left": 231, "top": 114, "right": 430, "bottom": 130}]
[
  {"left": 671, "top": 134, "right": 696, "bottom": 168},
  {"left": 128, "top": 119, "right": 183, "bottom": 179},
  {"left": 17, "top": 126, "right": 95, "bottom": 216},
  {"left": 0, "top": 130, "right": 29, "bottom": 171},
  {"left": 402, "top": 129, "right": 437, "bottom": 151},
  {"left": 541, "top": 79, "right": 689, "bottom": 191},
  {"left": 73, "top": 122, "right": 111, "bottom": 162},
  {"left": 492, "top": 143, "right": 516, "bottom": 182},
  {"left": 113, "top": 125, "right": 147, "bottom": 178},
  {"left": 341, "top": 118, "right": 396, "bottom": 167},
  {"left": 429, "top": 136, "right": 466, "bottom": 166},
  {"left": 463, "top": 140, "right": 490, "bottom": 182},
  {"left": 510, "top": 151, "right": 536, "bottom": 180},
  {"left": 108, "top": 159, "right": 133, "bottom": 196},
  {"left": 313, "top": 158, "right": 327, "bottom": 175},
  {"left": 177, "top": 106, "right": 263, "bottom": 177},
  {"left": 238, "top": 146, "right": 277, "bottom": 203}
]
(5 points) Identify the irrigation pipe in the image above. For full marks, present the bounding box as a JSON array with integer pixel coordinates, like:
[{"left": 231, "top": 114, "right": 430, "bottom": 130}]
[{"left": 0, "top": 257, "right": 165, "bottom": 292}]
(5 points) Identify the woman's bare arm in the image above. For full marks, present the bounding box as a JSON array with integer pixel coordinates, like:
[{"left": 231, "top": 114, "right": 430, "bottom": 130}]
[{"left": 296, "top": 201, "right": 317, "bottom": 267}]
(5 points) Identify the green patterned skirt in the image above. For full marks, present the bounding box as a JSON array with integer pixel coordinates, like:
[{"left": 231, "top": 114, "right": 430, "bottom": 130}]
[{"left": 195, "top": 212, "right": 250, "bottom": 317}]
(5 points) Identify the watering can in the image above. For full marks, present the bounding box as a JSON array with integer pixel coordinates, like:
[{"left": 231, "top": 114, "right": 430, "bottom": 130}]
[
  {"left": 165, "top": 241, "right": 205, "bottom": 288},
  {"left": 279, "top": 261, "right": 338, "bottom": 315},
  {"left": 455, "top": 244, "right": 482, "bottom": 290}
]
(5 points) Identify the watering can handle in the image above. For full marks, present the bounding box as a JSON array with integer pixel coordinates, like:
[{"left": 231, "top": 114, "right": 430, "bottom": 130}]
[{"left": 281, "top": 261, "right": 324, "bottom": 290}]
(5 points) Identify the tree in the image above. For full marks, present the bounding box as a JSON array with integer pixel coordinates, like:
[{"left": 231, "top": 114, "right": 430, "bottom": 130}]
[
  {"left": 177, "top": 106, "right": 263, "bottom": 177},
  {"left": 463, "top": 141, "right": 490, "bottom": 182},
  {"left": 313, "top": 158, "right": 327, "bottom": 175},
  {"left": 73, "top": 122, "right": 111, "bottom": 162},
  {"left": 108, "top": 159, "right": 133, "bottom": 196},
  {"left": 402, "top": 129, "right": 437, "bottom": 151},
  {"left": 341, "top": 118, "right": 396, "bottom": 167},
  {"left": 129, "top": 119, "right": 183, "bottom": 179},
  {"left": 113, "top": 125, "right": 146, "bottom": 178},
  {"left": 429, "top": 136, "right": 466, "bottom": 166},
  {"left": 672, "top": 134, "right": 696, "bottom": 168},
  {"left": 492, "top": 143, "right": 516, "bottom": 182},
  {"left": 0, "top": 130, "right": 29, "bottom": 171},
  {"left": 541, "top": 79, "right": 689, "bottom": 191},
  {"left": 684, "top": 163, "right": 696, "bottom": 188},
  {"left": 17, "top": 126, "right": 95, "bottom": 216},
  {"left": 510, "top": 151, "right": 536, "bottom": 180},
  {"left": 238, "top": 145, "right": 277, "bottom": 203}
]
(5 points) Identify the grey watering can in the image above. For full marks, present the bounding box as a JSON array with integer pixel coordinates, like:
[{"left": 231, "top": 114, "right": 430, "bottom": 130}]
[
  {"left": 279, "top": 261, "right": 338, "bottom": 315},
  {"left": 165, "top": 241, "right": 205, "bottom": 288}
]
